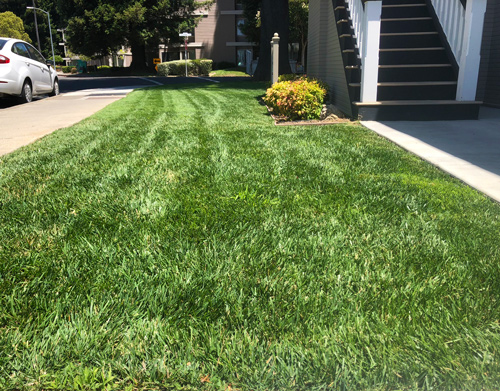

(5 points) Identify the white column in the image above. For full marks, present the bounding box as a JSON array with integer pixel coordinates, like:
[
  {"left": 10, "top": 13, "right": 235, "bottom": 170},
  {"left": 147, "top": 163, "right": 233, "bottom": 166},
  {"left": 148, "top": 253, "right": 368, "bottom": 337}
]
[
  {"left": 360, "top": 1, "right": 382, "bottom": 102},
  {"left": 456, "top": 0, "right": 487, "bottom": 101},
  {"left": 271, "top": 33, "right": 280, "bottom": 84}
]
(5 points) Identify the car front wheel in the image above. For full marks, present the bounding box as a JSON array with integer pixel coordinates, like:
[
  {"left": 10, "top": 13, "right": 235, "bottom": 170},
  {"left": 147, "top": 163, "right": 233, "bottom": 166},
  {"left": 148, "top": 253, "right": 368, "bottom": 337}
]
[
  {"left": 49, "top": 79, "right": 59, "bottom": 97},
  {"left": 19, "top": 80, "right": 33, "bottom": 103}
]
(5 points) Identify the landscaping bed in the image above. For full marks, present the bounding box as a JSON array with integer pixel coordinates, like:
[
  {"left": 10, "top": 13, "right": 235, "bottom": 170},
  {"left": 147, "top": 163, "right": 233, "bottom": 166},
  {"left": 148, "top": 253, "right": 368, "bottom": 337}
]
[{"left": 0, "top": 81, "right": 499, "bottom": 390}]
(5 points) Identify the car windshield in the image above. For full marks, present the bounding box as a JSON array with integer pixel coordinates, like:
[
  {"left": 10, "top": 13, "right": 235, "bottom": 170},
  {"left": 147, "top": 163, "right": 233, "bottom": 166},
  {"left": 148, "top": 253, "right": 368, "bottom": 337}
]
[{"left": 0, "top": 39, "right": 7, "bottom": 50}]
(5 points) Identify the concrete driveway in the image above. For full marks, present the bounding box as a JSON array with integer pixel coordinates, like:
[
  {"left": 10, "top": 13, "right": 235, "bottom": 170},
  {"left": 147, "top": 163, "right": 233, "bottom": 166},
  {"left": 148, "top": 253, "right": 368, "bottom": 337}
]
[{"left": 362, "top": 106, "right": 500, "bottom": 203}]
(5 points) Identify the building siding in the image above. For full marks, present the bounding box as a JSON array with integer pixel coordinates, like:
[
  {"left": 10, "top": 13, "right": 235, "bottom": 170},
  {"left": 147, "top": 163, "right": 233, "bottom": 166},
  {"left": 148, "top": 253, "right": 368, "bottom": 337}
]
[
  {"left": 477, "top": 0, "right": 500, "bottom": 107},
  {"left": 307, "top": 0, "right": 353, "bottom": 116}
]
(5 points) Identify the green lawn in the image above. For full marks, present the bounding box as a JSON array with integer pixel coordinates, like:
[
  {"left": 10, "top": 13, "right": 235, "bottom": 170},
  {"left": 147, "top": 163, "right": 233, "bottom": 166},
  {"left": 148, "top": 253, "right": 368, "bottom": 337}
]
[
  {"left": 209, "top": 68, "right": 249, "bottom": 77},
  {"left": 1, "top": 81, "right": 499, "bottom": 390}
]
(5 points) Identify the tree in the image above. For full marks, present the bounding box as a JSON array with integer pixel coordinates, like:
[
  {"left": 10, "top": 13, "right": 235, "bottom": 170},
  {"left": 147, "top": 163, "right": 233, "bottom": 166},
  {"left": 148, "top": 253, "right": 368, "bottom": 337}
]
[
  {"left": 289, "top": 0, "right": 308, "bottom": 69},
  {"left": 0, "top": 1, "right": 65, "bottom": 59},
  {"left": 0, "top": 11, "right": 31, "bottom": 42},
  {"left": 56, "top": 0, "right": 213, "bottom": 70},
  {"left": 242, "top": 0, "right": 290, "bottom": 81}
]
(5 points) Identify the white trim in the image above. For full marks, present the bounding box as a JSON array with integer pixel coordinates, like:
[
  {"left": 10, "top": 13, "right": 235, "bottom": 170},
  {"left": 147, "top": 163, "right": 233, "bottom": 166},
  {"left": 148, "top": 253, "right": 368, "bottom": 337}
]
[{"left": 456, "top": 0, "right": 487, "bottom": 101}]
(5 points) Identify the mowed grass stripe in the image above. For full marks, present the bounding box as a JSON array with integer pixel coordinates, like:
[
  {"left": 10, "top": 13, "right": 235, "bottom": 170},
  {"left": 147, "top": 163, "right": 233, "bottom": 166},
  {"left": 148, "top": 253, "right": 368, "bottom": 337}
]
[{"left": 0, "top": 81, "right": 499, "bottom": 390}]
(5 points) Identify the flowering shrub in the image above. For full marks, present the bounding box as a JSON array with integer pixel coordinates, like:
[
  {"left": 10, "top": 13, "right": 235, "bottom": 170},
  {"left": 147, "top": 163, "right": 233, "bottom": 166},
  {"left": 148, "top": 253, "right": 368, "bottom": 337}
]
[{"left": 263, "top": 79, "right": 327, "bottom": 120}]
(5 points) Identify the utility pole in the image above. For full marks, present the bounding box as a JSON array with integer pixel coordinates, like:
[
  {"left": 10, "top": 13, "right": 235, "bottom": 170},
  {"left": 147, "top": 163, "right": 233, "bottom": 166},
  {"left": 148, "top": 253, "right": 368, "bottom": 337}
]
[{"left": 32, "top": 0, "right": 42, "bottom": 52}]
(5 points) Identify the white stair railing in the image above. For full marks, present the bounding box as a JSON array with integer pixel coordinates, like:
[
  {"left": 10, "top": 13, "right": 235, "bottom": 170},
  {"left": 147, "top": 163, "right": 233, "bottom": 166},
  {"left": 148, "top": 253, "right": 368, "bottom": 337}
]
[
  {"left": 430, "top": 0, "right": 466, "bottom": 63},
  {"left": 345, "top": 0, "right": 382, "bottom": 102},
  {"left": 431, "top": 0, "right": 487, "bottom": 101}
]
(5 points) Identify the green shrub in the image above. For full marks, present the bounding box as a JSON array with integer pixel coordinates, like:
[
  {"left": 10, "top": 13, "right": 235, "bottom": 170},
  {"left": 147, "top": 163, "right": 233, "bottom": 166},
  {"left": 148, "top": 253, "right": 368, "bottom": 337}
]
[
  {"left": 156, "top": 59, "right": 212, "bottom": 76},
  {"left": 191, "top": 59, "right": 213, "bottom": 76},
  {"left": 54, "top": 55, "right": 64, "bottom": 65},
  {"left": 61, "top": 66, "right": 73, "bottom": 73},
  {"left": 263, "top": 79, "right": 327, "bottom": 120},
  {"left": 70, "top": 67, "right": 77, "bottom": 74},
  {"left": 98, "top": 65, "right": 111, "bottom": 71}
]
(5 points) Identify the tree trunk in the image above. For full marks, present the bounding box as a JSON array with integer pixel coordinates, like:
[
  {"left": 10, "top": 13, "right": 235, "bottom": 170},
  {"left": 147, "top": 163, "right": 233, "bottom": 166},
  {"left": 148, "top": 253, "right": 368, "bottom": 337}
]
[
  {"left": 301, "top": 38, "right": 307, "bottom": 72},
  {"left": 130, "top": 42, "right": 147, "bottom": 70},
  {"left": 253, "top": 0, "right": 291, "bottom": 81}
]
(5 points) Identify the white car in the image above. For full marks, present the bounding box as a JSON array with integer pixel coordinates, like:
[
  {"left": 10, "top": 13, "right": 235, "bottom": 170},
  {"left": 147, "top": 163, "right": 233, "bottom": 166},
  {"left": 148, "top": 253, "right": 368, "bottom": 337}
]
[{"left": 0, "top": 37, "right": 59, "bottom": 103}]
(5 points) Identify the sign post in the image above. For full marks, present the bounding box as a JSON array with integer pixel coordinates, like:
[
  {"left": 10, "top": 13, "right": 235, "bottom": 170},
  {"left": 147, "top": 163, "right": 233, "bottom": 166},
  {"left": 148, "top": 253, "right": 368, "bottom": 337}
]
[{"left": 179, "top": 32, "right": 192, "bottom": 77}]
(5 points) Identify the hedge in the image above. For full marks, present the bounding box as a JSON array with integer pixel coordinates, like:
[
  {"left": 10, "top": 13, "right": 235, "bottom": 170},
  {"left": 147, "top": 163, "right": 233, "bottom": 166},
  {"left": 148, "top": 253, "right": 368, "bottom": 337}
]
[{"left": 157, "top": 59, "right": 213, "bottom": 76}]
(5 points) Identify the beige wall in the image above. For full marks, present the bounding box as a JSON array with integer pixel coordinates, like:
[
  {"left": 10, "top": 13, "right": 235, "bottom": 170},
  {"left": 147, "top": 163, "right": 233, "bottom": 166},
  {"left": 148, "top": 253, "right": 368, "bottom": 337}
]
[
  {"left": 161, "top": 0, "right": 255, "bottom": 65},
  {"left": 307, "top": 0, "right": 352, "bottom": 116}
]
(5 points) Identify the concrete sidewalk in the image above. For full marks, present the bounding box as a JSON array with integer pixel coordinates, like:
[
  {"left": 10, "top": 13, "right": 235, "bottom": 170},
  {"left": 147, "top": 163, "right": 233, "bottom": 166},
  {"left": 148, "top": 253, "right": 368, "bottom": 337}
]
[
  {"left": 0, "top": 86, "right": 142, "bottom": 157},
  {"left": 362, "top": 106, "right": 500, "bottom": 203}
]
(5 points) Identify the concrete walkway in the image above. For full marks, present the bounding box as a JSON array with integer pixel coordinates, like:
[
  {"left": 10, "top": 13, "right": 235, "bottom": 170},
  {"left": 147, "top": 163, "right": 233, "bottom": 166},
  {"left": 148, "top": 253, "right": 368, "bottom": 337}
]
[
  {"left": 362, "top": 106, "right": 500, "bottom": 203},
  {"left": 0, "top": 86, "right": 142, "bottom": 157}
]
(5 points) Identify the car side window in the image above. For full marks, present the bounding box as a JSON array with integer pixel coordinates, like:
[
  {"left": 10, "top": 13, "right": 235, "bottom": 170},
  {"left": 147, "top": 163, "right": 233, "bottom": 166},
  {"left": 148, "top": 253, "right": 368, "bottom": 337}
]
[
  {"left": 26, "top": 44, "right": 46, "bottom": 64},
  {"left": 12, "top": 43, "right": 30, "bottom": 59}
]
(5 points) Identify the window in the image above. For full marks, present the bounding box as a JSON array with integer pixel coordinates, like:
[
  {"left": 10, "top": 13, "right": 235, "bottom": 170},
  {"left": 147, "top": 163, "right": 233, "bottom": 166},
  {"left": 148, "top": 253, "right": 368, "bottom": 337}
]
[
  {"left": 237, "top": 48, "right": 251, "bottom": 67},
  {"left": 236, "top": 18, "right": 245, "bottom": 37},
  {"left": 12, "top": 43, "right": 30, "bottom": 59},
  {"left": 0, "top": 39, "right": 7, "bottom": 50},
  {"left": 26, "top": 44, "right": 46, "bottom": 64}
]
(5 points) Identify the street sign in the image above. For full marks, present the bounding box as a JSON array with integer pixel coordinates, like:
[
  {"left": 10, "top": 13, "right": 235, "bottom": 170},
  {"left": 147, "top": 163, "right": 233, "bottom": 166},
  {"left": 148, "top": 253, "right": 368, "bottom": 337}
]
[{"left": 153, "top": 58, "right": 161, "bottom": 64}]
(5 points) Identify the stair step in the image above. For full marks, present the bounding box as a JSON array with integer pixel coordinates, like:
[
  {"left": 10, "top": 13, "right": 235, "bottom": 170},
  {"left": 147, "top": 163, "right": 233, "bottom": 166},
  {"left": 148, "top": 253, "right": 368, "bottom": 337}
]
[
  {"left": 379, "top": 48, "right": 448, "bottom": 65},
  {"left": 354, "top": 101, "right": 481, "bottom": 121},
  {"left": 336, "top": 19, "right": 353, "bottom": 35},
  {"left": 383, "top": 0, "right": 426, "bottom": 5},
  {"left": 377, "top": 82, "right": 457, "bottom": 100},
  {"left": 381, "top": 17, "right": 434, "bottom": 33},
  {"left": 378, "top": 64, "right": 456, "bottom": 82},
  {"left": 378, "top": 81, "right": 457, "bottom": 86},
  {"left": 380, "top": 31, "right": 441, "bottom": 48},
  {"left": 382, "top": 4, "right": 429, "bottom": 18},
  {"left": 379, "top": 63, "right": 452, "bottom": 68}
]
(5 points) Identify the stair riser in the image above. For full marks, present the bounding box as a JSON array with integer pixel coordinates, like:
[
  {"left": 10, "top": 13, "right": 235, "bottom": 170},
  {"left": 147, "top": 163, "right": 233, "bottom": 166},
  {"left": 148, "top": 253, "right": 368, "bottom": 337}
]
[
  {"left": 333, "top": 0, "right": 346, "bottom": 8},
  {"left": 377, "top": 84, "right": 457, "bottom": 100},
  {"left": 337, "top": 21, "right": 353, "bottom": 36},
  {"left": 357, "top": 104, "right": 480, "bottom": 121},
  {"left": 379, "top": 50, "right": 448, "bottom": 65},
  {"left": 342, "top": 51, "right": 358, "bottom": 65},
  {"left": 381, "top": 19, "right": 435, "bottom": 33},
  {"left": 382, "top": 6, "right": 429, "bottom": 18},
  {"left": 346, "top": 68, "right": 361, "bottom": 83},
  {"left": 378, "top": 67, "right": 456, "bottom": 82},
  {"left": 383, "top": 0, "right": 426, "bottom": 5},
  {"left": 380, "top": 34, "right": 441, "bottom": 48},
  {"left": 335, "top": 8, "right": 348, "bottom": 21},
  {"left": 340, "top": 36, "right": 355, "bottom": 50}
]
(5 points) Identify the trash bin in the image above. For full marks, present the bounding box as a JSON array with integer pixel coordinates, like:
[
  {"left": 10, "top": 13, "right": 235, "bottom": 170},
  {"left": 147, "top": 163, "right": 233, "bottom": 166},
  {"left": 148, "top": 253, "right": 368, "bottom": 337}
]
[{"left": 76, "top": 60, "right": 87, "bottom": 73}]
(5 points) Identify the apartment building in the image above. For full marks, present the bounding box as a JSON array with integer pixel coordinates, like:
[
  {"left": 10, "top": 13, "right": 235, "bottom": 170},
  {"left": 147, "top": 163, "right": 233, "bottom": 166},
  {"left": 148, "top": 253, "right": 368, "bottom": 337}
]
[{"left": 158, "top": 0, "right": 256, "bottom": 67}]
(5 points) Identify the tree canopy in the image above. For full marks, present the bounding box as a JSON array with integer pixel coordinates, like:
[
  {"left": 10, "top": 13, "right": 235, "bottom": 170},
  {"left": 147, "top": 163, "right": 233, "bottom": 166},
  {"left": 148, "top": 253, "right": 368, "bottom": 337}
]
[
  {"left": 0, "top": 11, "right": 31, "bottom": 42},
  {"left": 56, "top": 0, "right": 213, "bottom": 69}
]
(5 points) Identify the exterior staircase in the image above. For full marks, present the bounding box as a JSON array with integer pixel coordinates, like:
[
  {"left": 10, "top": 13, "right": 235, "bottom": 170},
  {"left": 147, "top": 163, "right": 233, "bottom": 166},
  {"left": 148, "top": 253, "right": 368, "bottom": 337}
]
[{"left": 333, "top": 0, "right": 481, "bottom": 120}]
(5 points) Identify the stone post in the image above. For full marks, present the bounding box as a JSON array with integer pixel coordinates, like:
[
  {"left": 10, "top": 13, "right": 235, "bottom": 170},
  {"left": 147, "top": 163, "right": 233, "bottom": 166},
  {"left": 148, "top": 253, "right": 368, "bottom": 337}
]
[{"left": 271, "top": 33, "right": 280, "bottom": 84}]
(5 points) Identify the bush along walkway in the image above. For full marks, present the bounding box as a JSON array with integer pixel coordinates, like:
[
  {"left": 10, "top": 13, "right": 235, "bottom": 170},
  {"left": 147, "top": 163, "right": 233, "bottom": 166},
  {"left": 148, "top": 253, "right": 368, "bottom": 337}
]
[{"left": 0, "top": 82, "right": 500, "bottom": 390}]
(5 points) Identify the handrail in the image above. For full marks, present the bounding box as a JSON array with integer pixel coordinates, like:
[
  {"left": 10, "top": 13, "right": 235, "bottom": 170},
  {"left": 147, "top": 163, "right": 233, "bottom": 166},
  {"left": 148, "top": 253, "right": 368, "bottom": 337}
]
[
  {"left": 430, "top": 0, "right": 466, "bottom": 64},
  {"left": 346, "top": 0, "right": 366, "bottom": 57}
]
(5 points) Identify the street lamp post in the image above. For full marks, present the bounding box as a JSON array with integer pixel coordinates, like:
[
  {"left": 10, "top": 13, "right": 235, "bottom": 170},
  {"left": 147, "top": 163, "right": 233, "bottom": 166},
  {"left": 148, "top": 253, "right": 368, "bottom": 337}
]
[
  {"left": 179, "top": 32, "right": 192, "bottom": 77},
  {"left": 26, "top": 6, "right": 55, "bottom": 68}
]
